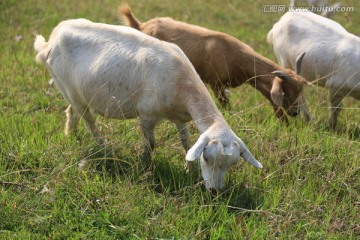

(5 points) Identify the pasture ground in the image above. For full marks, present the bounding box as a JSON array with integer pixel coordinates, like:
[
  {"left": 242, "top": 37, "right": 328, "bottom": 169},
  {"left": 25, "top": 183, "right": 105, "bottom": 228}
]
[{"left": 0, "top": 0, "right": 359, "bottom": 239}]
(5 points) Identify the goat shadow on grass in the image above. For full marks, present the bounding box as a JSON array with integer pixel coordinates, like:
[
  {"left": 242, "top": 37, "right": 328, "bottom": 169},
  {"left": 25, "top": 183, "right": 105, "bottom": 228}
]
[
  {"left": 152, "top": 158, "right": 264, "bottom": 212},
  {"left": 78, "top": 145, "right": 264, "bottom": 212},
  {"left": 150, "top": 156, "right": 200, "bottom": 194},
  {"left": 77, "top": 144, "right": 197, "bottom": 189},
  {"left": 218, "top": 183, "right": 264, "bottom": 214},
  {"left": 78, "top": 143, "right": 136, "bottom": 180}
]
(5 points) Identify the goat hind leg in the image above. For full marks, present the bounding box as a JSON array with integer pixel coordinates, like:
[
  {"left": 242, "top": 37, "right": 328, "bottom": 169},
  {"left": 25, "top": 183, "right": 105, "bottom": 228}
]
[
  {"left": 69, "top": 106, "right": 103, "bottom": 169},
  {"left": 139, "top": 118, "right": 157, "bottom": 163},
  {"left": 328, "top": 90, "right": 344, "bottom": 130},
  {"left": 79, "top": 107, "right": 103, "bottom": 144},
  {"left": 65, "top": 105, "right": 80, "bottom": 136}
]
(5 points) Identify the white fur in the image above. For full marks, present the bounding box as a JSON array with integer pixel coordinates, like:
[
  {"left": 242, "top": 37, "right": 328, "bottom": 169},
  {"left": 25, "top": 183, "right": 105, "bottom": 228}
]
[
  {"left": 268, "top": 11, "right": 360, "bottom": 128},
  {"left": 34, "top": 19, "right": 262, "bottom": 191}
]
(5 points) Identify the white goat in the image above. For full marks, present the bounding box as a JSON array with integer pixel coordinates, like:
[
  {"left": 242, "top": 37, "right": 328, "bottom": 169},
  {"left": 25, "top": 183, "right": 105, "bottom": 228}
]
[
  {"left": 267, "top": 11, "right": 360, "bottom": 129},
  {"left": 34, "top": 19, "right": 262, "bottom": 191}
]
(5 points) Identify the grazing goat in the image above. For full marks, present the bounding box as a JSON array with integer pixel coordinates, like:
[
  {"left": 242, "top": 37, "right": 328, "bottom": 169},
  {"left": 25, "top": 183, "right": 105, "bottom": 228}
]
[
  {"left": 34, "top": 19, "right": 263, "bottom": 191},
  {"left": 267, "top": 11, "right": 360, "bottom": 129},
  {"left": 120, "top": 6, "right": 310, "bottom": 123}
]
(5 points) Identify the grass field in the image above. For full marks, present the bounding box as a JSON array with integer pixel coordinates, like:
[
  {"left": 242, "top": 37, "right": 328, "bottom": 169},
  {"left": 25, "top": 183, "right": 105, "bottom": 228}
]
[{"left": 1, "top": 0, "right": 359, "bottom": 239}]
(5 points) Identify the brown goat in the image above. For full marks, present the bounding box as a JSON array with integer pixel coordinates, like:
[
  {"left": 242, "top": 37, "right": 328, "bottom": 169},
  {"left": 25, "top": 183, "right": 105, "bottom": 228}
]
[{"left": 120, "top": 6, "right": 310, "bottom": 123}]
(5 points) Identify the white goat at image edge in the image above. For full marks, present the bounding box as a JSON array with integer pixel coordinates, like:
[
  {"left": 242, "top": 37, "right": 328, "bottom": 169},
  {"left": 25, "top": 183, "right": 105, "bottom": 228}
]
[{"left": 267, "top": 11, "right": 360, "bottom": 129}]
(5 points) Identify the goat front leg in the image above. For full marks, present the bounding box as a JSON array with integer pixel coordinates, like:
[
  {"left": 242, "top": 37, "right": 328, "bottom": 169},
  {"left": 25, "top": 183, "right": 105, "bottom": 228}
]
[
  {"left": 329, "top": 90, "right": 344, "bottom": 130},
  {"left": 139, "top": 118, "right": 157, "bottom": 164},
  {"left": 174, "top": 121, "right": 196, "bottom": 173},
  {"left": 212, "top": 83, "right": 230, "bottom": 108},
  {"left": 174, "top": 121, "right": 190, "bottom": 151}
]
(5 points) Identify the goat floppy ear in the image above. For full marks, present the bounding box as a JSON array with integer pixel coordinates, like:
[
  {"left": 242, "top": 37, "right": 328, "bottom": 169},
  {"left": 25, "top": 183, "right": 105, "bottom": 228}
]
[
  {"left": 237, "top": 138, "right": 263, "bottom": 168},
  {"left": 270, "top": 77, "right": 284, "bottom": 107},
  {"left": 186, "top": 134, "right": 209, "bottom": 161}
]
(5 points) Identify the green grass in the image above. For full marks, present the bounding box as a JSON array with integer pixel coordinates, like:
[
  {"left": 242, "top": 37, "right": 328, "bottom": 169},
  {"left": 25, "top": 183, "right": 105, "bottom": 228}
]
[{"left": 1, "top": 0, "right": 359, "bottom": 239}]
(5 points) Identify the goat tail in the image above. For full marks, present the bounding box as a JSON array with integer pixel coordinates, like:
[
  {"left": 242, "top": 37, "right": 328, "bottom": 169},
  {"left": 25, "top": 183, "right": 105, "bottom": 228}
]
[
  {"left": 119, "top": 4, "right": 142, "bottom": 30},
  {"left": 34, "top": 34, "right": 49, "bottom": 64},
  {"left": 266, "top": 29, "right": 273, "bottom": 45}
]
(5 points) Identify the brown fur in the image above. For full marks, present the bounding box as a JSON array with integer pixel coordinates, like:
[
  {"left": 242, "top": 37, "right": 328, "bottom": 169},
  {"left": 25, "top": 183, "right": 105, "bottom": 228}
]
[{"left": 120, "top": 5, "right": 307, "bottom": 122}]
